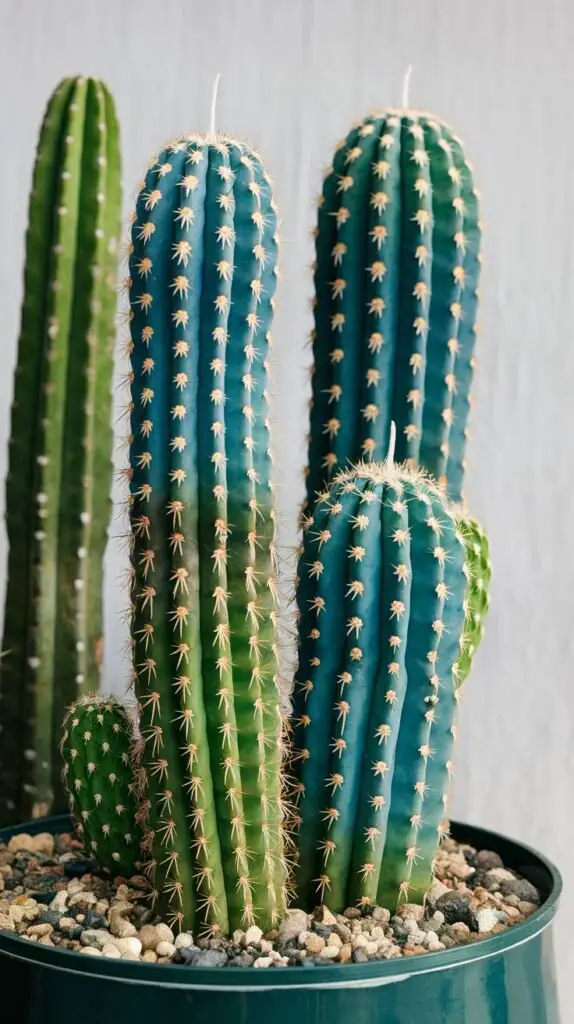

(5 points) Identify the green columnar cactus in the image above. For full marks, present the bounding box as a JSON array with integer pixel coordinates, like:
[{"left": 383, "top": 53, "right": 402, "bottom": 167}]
[
  {"left": 61, "top": 696, "right": 140, "bottom": 877},
  {"left": 456, "top": 513, "right": 492, "bottom": 685},
  {"left": 0, "top": 76, "right": 121, "bottom": 826},
  {"left": 305, "top": 110, "right": 481, "bottom": 508},
  {"left": 291, "top": 461, "right": 471, "bottom": 913},
  {"left": 128, "top": 133, "right": 286, "bottom": 934}
]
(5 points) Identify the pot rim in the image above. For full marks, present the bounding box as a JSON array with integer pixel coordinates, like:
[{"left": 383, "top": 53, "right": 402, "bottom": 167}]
[{"left": 0, "top": 815, "right": 562, "bottom": 992}]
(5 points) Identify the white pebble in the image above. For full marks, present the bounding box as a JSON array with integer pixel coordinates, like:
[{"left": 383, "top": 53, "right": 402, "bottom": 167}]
[
  {"left": 365, "top": 940, "right": 379, "bottom": 956},
  {"left": 476, "top": 908, "right": 499, "bottom": 933},
  {"left": 156, "top": 941, "right": 176, "bottom": 958},
  {"left": 319, "top": 945, "right": 339, "bottom": 960},
  {"left": 81, "top": 947, "right": 102, "bottom": 956},
  {"left": 50, "top": 892, "right": 69, "bottom": 912},
  {"left": 244, "top": 925, "right": 263, "bottom": 946},
  {"left": 174, "top": 932, "right": 194, "bottom": 949},
  {"left": 101, "top": 944, "right": 122, "bottom": 958},
  {"left": 259, "top": 939, "right": 273, "bottom": 954},
  {"left": 254, "top": 956, "right": 273, "bottom": 968},
  {"left": 155, "top": 923, "right": 175, "bottom": 944},
  {"left": 109, "top": 937, "right": 142, "bottom": 957},
  {"left": 403, "top": 918, "right": 420, "bottom": 934}
]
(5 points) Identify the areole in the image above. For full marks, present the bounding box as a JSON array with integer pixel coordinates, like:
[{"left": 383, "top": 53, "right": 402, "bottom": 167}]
[{"left": 0, "top": 816, "right": 562, "bottom": 1023}]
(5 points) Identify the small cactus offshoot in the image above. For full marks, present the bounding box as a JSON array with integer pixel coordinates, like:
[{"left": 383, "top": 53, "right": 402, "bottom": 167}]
[
  {"left": 291, "top": 456, "right": 480, "bottom": 913},
  {"left": 0, "top": 76, "right": 121, "bottom": 825},
  {"left": 61, "top": 696, "right": 140, "bottom": 877},
  {"left": 455, "top": 513, "right": 492, "bottom": 685},
  {"left": 305, "top": 109, "right": 481, "bottom": 509},
  {"left": 127, "top": 132, "right": 286, "bottom": 934}
]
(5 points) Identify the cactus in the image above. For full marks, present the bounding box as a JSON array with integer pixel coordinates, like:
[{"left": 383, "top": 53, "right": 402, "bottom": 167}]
[
  {"left": 0, "top": 76, "right": 121, "bottom": 825},
  {"left": 305, "top": 109, "right": 481, "bottom": 508},
  {"left": 61, "top": 696, "right": 140, "bottom": 877},
  {"left": 291, "top": 459, "right": 473, "bottom": 913},
  {"left": 127, "top": 132, "right": 286, "bottom": 934},
  {"left": 456, "top": 513, "right": 491, "bottom": 685}
]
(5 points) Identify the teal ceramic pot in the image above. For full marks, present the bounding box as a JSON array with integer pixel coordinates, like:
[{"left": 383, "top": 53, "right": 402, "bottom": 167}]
[{"left": 0, "top": 816, "right": 561, "bottom": 1023}]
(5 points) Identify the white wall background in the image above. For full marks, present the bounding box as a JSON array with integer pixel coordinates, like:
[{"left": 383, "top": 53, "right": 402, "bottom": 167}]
[{"left": 1, "top": 0, "right": 572, "bottom": 1013}]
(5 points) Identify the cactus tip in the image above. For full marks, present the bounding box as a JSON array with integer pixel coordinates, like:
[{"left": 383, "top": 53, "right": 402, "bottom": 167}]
[
  {"left": 401, "top": 64, "right": 413, "bottom": 108},
  {"left": 209, "top": 72, "right": 221, "bottom": 140},
  {"left": 386, "top": 420, "right": 396, "bottom": 466}
]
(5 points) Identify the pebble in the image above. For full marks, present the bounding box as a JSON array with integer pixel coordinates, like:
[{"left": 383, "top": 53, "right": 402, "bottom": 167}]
[
  {"left": 518, "top": 901, "right": 538, "bottom": 916},
  {"left": 142, "top": 950, "right": 158, "bottom": 963},
  {"left": 156, "top": 941, "right": 176, "bottom": 958},
  {"left": 485, "top": 868, "right": 516, "bottom": 887},
  {"left": 101, "top": 944, "right": 122, "bottom": 958},
  {"left": 81, "top": 946, "right": 102, "bottom": 956},
  {"left": 427, "top": 880, "right": 450, "bottom": 905},
  {"left": 254, "top": 956, "right": 273, "bottom": 968},
  {"left": 109, "top": 937, "right": 142, "bottom": 958},
  {"left": 372, "top": 906, "right": 391, "bottom": 925},
  {"left": 498, "top": 878, "right": 540, "bottom": 905},
  {"left": 8, "top": 834, "right": 55, "bottom": 857},
  {"left": 319, "top": 945, "right": 339, "bottom": 960},
  {"left": 313, "top": 905, "right": 337, "bottom": 926},
  {"left": 174, "top": 932, "right": 194, "bottom": 949},
  {"left": 192, "top": 949, "right": 228, "bottom": 968},
  {"left": 304, "top": 933, "right": 325, "bottom": 954},
  {"left": 279, "top": 909, "right": 310, "bottom": 942},
  {"left": 435, "top": 892, "right": 477, "bottom": 930},
  {"left": 475, "top": 850, "right": 504, "bottom": 871},
  {"left": 396, "top": 903, "right": 425, "bottom": 922},
  {"left": 244, "top": 925, "right": 263, "bottom": 946},
  {"left": 229, "top": 952, "right": 254, "bottom": 968},
  {"left": 475, "top": 908, "right": 499, "bottom": 933}
]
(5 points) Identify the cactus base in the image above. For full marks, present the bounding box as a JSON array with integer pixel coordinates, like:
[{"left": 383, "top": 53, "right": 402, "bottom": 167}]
[{"left": 0, "top": 814, "right": 562, "bottom": 1024}]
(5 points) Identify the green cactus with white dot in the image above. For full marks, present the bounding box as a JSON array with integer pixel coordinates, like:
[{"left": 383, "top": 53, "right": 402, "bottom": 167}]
[
  {"left": 291, "top": 452, "right": 488, "bottom": 913},
  {"left": 305, "top": 108, "right": 481, "bottom": 509},
  {"left": 0, "top": 76, "right": 121, "bottom": 826},
  {"left": 61, "top": 696, "right": 141, "bottom": 877},
  {"left": 128, "top": 131, "right": 286, "bottom": 935}
]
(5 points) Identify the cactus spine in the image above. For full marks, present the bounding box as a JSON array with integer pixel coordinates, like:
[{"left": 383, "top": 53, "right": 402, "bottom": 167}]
[
  {"left": 61, "top": 696, "right": 140, "bottom": 877},
  {"left": 128, "top": 133, "right": 285, "bottom": 934},
  {"left": 305, "top": 110, "right": 481, "bottom": 508},
  {"left": 291, "top": 460, "right": 470, "bottom": 913},
  {"left": 0, "top": 77, "right": 121, "bottom": 825}
]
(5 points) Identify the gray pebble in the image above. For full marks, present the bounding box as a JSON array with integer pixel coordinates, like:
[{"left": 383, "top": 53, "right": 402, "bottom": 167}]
[
  {"left": 498, "top": 878, "right": 540, "bottom": 905},
  {"left": 475, "top": 850, "right": 504, "bottom": 871},
  {"left": 352, "top": 948, "right": 369, "bottom": 963},
  {"left": 191, "top": 949, "right": 228, "bottom": 968},
  {"left": 228, "top": 952, "right": 255, "bottom": 968},
  {"left": 435, "top": 892, "right": 478, "bottom": 931},
  {"left": 80, "top": 929, "right": 110, "bottom": 951}
]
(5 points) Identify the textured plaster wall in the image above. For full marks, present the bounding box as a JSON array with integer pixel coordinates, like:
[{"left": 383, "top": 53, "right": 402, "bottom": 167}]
[{"left": 0, "top": 0, "right": 572, "bottom": 1013}]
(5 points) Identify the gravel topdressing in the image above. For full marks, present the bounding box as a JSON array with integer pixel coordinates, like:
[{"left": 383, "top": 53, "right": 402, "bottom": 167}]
[{"left": 0, "top": 831, "right": 541, "bottom": 968}]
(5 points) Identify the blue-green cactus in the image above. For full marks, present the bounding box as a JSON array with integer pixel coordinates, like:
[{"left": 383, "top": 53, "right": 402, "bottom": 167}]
[
  {"left": 291, "top": 460, "right": 470, "bottom": 912},
  {"left": 305, "top": 109, "right": 481, "bottom": 508},
  {"left": 128, "top": 133, "right": 286, "bottom": 934}
]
